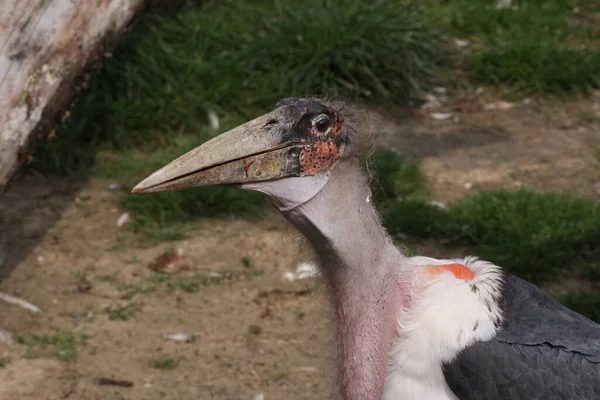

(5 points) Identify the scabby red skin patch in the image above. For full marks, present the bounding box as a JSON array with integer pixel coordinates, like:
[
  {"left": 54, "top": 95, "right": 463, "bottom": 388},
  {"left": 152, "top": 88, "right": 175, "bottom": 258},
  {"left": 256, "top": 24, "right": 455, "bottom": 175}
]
[
  {"left": 300, "top": 139, "right": 341, "bottom": 175},
  {"left": 299, "top": 109, "right": 344, "bottom": 174}
]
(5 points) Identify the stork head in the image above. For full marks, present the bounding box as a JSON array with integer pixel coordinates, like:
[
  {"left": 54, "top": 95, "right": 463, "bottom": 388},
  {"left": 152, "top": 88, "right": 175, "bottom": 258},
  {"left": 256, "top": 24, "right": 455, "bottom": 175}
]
[{"left": 132, "top": 98, "right": 356, "bottom": 209}]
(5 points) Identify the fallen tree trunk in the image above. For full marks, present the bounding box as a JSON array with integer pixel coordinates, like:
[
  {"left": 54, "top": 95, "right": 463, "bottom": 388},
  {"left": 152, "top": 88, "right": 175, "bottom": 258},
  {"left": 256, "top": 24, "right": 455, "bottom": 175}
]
[{"left": 0, "top": 0, "right": 146, "bottom": 193}]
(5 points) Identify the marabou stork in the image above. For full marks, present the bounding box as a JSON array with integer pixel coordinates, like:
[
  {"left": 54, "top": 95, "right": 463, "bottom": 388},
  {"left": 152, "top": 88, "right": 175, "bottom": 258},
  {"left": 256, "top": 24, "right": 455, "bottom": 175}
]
[{"left": 133, "top": 98, "right": 600, "bottom": 400}]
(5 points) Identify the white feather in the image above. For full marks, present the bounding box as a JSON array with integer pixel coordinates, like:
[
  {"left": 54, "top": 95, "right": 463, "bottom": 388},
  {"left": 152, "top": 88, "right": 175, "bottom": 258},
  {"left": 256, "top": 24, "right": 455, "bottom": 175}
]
[{"left": 384, "top": 257, "right": 504, "bottom": 400}]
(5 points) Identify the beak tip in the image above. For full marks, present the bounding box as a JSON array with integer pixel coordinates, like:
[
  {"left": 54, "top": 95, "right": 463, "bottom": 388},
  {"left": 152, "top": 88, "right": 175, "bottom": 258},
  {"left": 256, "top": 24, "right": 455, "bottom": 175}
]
[
  {"left": 131, "top": 169, "right": 168, "bottom": 194},
  {"left": 131, "top": 179, "right": 155, "bottom": 194}
]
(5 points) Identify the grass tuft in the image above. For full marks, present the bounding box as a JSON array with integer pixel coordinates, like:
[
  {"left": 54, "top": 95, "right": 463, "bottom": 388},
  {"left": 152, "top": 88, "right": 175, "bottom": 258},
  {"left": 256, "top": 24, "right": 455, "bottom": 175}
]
[
  {"left": 369, "top": 149, "right": 429, "bottom": 205},
  {"left": 421, "top": 0, "right": 600, "bottom": 96},
  {"left": 151, "top": 357, "right": 178, "bottom": 369},
  {"left": 167, "top": 277, "right": 201, "bottom": 293},
  {"left": 17, "top": 331, "right": 87, "bottom": 362},
  {"left": 431, "top": 0, "right": 588, "bottom": 40},
  {"left": 467, "top": 43, "right": 600, "bottom": 96},
  {"left": 108, "top": 302, "right": 142, "bottom": 321},
  {"left": 383, "top": 199, "right": 451, "bottom": 239}
]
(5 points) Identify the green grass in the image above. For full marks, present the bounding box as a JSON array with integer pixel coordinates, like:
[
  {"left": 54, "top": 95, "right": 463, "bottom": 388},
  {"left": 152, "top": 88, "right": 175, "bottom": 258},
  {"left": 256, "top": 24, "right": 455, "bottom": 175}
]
[
  {"left": 421, "top": 0, "right": 600, "bottom": 96},
  {"left": 17, "top": 331, "right": 88, "bottom": 362},
  {"left": 108, "top": 302, "right": 142, "bottom": 321},
  {"left": 118, "top": 283, "right": 157, "bottom": 298},
  {"left": 99, "top": 134, "right": 267, "bottom": 237},
  {"left": 384, "top": 198, "right": 452, "bottom": 238},
  {"left": 99, "top": 269, "right": 226, "bottom": 305},
  {"left": 294, "top": 310, "right": 306, "bottom": 319},
  {"left": 97, "top": 274, "right": 118, "bottom": 283},
  {"left": 29, "top": 0, "right": 442, "bottom": 172},
  {"left": 248, "top": 324, "right": 262, "bottom": 335},
  {"left": 426, "top": 0, "right": 591, "bottom": 40},
  {"left": 166, "top": 277, "right": 201, "bottom": 293},
  {"left": 151, "top": 357, "right": 178, "bottom": 369},
  {"left": 25, "top": 0, "right": 600, "bottom": 175},
  {"left": 241, "top": 257, "right": 254, "bottom": 268},
  {"left": 369, "top": 149, "right": 429, "bottom": 205},
  {"left": 467, "top": 43, "right": 600, "bottom": 97}
]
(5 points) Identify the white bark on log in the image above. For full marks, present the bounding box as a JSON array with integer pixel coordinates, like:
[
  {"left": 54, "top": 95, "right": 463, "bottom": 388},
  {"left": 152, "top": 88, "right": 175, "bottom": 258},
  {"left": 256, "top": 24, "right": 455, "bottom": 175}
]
[{"left": 0, "top": 0, "right": 146, "bottom": 192}]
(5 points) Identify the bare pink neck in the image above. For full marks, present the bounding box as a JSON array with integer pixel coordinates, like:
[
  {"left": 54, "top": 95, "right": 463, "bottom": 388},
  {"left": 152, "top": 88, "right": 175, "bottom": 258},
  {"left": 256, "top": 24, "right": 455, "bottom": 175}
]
[{"left": 281, "top": 157, "right": 407, "bottom": 400}]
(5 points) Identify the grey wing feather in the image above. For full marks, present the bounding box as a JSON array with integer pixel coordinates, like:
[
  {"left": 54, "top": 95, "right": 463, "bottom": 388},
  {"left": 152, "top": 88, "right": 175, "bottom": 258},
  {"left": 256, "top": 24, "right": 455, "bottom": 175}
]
[{"left": 443, "top": 274, "right": 600, "bottom": 400}]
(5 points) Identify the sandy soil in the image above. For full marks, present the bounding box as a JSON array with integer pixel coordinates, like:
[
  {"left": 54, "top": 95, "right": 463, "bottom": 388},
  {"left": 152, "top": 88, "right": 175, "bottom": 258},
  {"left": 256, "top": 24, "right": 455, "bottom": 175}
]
[{"left": 0, "top": 93, "right": 599, "bottom": 400}]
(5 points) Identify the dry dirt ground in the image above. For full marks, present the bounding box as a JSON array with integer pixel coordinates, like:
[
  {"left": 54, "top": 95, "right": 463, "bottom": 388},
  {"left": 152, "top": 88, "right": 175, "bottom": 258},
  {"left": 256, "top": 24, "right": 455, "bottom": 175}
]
[{"left": 0, "top": 94, "right": 599, "bottom": 400}]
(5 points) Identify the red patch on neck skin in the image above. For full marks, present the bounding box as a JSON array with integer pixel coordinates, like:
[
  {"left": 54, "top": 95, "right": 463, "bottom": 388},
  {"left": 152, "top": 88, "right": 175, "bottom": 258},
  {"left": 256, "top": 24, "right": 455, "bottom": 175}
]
[
  {"left": 427, "top": 263, "right": 475, "bottom": 280},
  {"left": 300, "top": 139, "right": 340, "bottom": 175}
]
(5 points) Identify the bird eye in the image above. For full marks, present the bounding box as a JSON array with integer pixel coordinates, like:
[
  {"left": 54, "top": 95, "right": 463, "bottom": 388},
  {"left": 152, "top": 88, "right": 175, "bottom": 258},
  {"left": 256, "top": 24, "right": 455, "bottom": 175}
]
[{"left": 312, "top": 115, "right": 332, "bottom": 134}]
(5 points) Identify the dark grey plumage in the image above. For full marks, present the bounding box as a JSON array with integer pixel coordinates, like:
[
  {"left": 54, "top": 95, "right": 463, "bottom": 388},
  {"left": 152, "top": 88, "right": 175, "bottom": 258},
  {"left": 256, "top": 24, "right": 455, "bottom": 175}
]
[{"left": 443, "top": 274, "right": 600, "bottom": 399}]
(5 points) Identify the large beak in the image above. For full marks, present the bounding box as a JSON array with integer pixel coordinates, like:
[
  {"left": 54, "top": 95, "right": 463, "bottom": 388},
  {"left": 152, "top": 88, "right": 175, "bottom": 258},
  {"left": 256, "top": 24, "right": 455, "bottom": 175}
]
[{"left": 132, "top": 108, "right": 303, "bottom": 194}]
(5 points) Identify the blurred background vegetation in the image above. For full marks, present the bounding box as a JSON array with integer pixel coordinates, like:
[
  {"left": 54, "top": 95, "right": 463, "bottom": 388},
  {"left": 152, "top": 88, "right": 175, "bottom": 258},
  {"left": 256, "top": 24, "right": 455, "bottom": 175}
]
[{"left": 22, "top": 0, "right": 600, "bottom": 320}]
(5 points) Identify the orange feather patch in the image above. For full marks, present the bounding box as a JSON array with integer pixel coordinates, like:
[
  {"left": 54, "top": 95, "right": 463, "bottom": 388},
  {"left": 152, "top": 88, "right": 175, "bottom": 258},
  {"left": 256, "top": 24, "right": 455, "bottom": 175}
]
[{"left": 426, "top": 263, "right": 475, "bottom": 281}]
